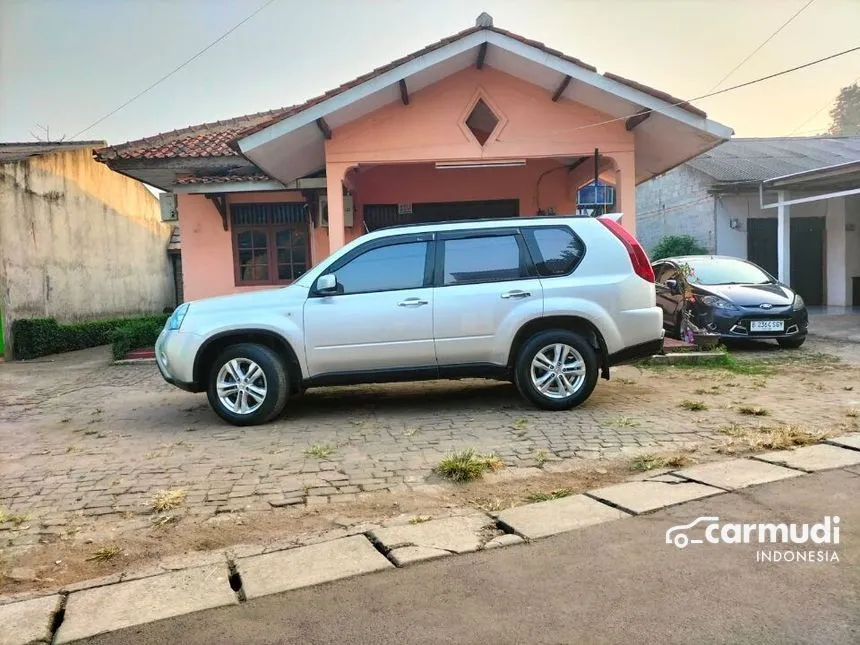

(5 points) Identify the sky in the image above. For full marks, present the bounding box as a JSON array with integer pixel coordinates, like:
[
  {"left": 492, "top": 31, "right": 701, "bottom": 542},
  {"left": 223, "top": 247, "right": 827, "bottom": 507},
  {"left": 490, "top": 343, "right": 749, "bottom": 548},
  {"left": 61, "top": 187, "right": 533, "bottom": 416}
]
[{"left": 1, "top": 0, "right": 859, "bottom": 146}]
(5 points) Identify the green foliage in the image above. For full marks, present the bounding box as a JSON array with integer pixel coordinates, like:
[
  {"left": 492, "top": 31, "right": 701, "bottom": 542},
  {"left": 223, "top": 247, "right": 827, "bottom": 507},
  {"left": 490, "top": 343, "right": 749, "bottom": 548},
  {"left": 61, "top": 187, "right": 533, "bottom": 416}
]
[
  {"left": 12, "top": 314, "right": 168, "bottom": 360},
  {"left": 650, "top": 235, "right": 709, "bottom": 261},
  {"left": 828, "top": 82, "right": 860, "bottom": 136},
  {"left": 111, "top": 317, "right": 169, "bottom": 360}
]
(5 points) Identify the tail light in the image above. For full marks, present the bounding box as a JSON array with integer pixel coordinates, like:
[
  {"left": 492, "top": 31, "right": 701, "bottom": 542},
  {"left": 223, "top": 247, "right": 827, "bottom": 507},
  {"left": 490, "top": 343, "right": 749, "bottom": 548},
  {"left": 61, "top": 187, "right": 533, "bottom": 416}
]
[{"left": 597, "top": 217, "right": 655, "bottom": 283}]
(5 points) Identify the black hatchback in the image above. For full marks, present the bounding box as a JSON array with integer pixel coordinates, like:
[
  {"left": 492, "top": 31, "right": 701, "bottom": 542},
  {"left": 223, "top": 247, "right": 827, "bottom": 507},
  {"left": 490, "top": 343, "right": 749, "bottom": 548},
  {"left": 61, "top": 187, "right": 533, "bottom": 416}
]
[{"left": 652, "top": 256, "right": 808, "bottom": 348}]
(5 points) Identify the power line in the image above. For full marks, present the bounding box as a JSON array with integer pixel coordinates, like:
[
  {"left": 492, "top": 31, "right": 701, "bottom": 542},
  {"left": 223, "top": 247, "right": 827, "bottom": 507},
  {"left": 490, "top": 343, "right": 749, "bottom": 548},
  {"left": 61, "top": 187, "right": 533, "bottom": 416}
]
[
  {"left": 499, "top": 44, "right": 860, "bottom": 142},
  {"left": 69, "top": 0, "right": 279, "bottom": 140},
  {"left": 787, "top": 74, "right": 860, "bottom": 135},
  {"left": 706, "top": 0, "right": 815, "bottom": 93}
]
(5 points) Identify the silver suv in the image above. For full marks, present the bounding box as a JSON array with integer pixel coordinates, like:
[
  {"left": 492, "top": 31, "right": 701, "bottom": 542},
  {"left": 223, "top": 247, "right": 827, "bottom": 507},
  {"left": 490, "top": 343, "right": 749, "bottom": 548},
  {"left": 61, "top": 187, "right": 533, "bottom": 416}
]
[{"left": 156, "top": 215, "right": 663, "bottom": 426}]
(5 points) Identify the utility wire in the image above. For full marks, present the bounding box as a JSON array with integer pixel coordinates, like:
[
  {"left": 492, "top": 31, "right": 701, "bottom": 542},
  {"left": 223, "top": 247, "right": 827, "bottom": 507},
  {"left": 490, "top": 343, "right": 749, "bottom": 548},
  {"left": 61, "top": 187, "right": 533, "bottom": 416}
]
[
  {"left": 69, "top": 0, "right": 279, "bottom": 140},
  {"left": 787, "top": 74, "right": 860, "bottom": 135},
  {"left": 706, "top": 0, "right": 815, "bottom": 93},
  {"left": 499, "top": 44, "right": 860, "bottom": 142}
]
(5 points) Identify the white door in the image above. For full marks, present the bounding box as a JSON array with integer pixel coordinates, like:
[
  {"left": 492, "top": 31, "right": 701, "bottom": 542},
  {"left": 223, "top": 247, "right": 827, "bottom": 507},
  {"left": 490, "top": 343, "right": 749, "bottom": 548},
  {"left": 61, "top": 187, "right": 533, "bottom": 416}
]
[
  {"left": 303, "top": 236, "right": 436, "bottom": 377},
  {"left": 433, "top": 230, "right": 543, "bottom": 366}
]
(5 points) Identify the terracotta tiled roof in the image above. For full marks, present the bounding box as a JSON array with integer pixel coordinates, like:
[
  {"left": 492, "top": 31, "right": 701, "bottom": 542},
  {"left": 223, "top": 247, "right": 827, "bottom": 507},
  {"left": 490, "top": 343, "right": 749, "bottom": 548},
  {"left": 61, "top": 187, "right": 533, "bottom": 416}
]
[
  {"left": 602, "top": 72, "right": 707, "bottom": 119},
  {"left": 94, "top": 109, "right": 292, "bottom": 160},
  {"left": 234, "top": 25, "right": 603, "bottom": 141},
  {"left": 175, "top": 174, "right": 271, "bottom": 185},
  {"left": 97, "top": 23, "right": 707, "bottom": 162}
]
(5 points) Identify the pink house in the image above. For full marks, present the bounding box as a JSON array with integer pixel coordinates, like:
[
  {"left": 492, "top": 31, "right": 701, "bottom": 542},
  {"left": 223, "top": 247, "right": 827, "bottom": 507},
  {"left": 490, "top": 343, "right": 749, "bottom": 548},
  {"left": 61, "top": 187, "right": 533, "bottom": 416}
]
[{"left": 96, "top": 14, "right": 732, "bottom": 303}]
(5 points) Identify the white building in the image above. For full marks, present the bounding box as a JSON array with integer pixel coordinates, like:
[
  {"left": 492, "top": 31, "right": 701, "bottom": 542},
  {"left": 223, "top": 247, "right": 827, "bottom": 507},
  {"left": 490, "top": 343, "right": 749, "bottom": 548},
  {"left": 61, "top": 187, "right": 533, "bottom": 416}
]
[{"left": 637, "top": 137, "right": 860, "bottom": 307}]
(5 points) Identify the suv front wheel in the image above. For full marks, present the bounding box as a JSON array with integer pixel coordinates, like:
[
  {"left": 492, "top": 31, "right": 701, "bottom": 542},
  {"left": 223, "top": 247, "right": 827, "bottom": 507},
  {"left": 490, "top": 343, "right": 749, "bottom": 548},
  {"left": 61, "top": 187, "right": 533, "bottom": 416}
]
[
  {"left": 206, "top": 343, "right": 288, "bottom": 426},
  {"left": 514, "top": 330, "right": 598, "bottom": 411}
]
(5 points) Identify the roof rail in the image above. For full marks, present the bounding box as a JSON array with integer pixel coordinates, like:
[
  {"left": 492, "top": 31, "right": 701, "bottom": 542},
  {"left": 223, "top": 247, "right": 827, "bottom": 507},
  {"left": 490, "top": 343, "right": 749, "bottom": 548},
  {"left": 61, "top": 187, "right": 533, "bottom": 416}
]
[{"left": 377, "top": 214, "right": 593, "bottom": 231}]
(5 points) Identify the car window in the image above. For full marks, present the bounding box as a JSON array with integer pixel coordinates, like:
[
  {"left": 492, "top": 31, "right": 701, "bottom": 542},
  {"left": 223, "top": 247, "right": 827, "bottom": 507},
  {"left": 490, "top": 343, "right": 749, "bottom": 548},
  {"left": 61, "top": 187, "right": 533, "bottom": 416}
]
[
  {"left": 443, "top": 235, "right": 525, "bottom": 285},
  {"left": 334, "top": 241, "right": 428, "bottom": 294},
  {"left": 684, "top": 258, "right": 772, "bottom": 285},
  {"left": 525, "top": 226, "right": 585, "bottom": 277}
]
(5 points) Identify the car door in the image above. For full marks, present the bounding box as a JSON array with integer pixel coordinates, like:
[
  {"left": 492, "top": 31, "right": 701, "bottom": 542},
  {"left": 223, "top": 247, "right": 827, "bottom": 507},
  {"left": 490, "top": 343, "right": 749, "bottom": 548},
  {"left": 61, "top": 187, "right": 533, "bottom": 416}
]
[
  {"left": 655, "top": 263, "right": 684, "bottom": 330},
  {"left": 303, "top": 233, "right": 436, "bottom": 377},
  {"left": 432, "top": 228, "right": 543, "bottom": 367}
]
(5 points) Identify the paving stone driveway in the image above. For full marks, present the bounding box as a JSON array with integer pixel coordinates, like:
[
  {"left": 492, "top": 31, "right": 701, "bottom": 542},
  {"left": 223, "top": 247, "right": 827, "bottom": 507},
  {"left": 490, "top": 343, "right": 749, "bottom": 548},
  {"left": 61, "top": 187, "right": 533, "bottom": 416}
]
[{"left": 0, "top": 346, "right": 727, "bottom": 548}]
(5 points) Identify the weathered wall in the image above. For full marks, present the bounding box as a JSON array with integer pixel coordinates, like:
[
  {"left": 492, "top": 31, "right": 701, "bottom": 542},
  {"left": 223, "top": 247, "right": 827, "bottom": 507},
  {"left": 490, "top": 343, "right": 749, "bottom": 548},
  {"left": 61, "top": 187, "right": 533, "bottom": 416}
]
[
  {"left": 636, "top": 165, "right": 716, "bottom": 254},
  {"left": 0, "top": 147, "right": 173, "bottom": 352}
]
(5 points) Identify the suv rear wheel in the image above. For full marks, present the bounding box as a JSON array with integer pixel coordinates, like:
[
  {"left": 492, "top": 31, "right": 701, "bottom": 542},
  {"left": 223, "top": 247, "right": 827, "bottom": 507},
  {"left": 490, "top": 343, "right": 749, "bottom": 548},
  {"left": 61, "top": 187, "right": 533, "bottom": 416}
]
[
  {"left": 206, "top": 343, "right": 288, "bottom": 426},
  {"left": 514, "top": 330, "right": 598, "bottom": 410}
]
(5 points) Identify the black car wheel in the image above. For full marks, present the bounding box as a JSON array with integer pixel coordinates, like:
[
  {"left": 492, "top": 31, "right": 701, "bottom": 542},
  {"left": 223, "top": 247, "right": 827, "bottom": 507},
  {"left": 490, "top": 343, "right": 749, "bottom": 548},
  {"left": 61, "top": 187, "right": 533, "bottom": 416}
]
[
  {"left": 514, "top": 330, "right": 598, "bottom": 411},
  {"left": 777, "top": 336, "right": 806, "bottom": 349},
  {"left": 206, "top": 343, "right": 288, "bottom": 426}
]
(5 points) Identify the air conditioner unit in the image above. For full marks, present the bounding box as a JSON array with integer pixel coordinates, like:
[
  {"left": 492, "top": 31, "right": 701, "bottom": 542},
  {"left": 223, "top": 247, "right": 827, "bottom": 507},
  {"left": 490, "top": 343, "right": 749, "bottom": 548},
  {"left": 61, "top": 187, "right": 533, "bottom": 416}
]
[
  {"left": 316, "top": 194, "right": 354, "bottom": 228},
  {"left": 159, "top": 193, "right": 178, "bottom": 222}
]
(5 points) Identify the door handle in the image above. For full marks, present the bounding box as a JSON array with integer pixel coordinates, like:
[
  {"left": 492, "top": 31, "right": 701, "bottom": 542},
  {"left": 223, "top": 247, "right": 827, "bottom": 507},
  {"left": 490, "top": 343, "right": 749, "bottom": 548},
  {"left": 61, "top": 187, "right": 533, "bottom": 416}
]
[
  {"left": 398, "top": 298, "right": 429, "bottom": 307},
  {"left": 501, "top": 290, "right": 531, "bottom": 299}
]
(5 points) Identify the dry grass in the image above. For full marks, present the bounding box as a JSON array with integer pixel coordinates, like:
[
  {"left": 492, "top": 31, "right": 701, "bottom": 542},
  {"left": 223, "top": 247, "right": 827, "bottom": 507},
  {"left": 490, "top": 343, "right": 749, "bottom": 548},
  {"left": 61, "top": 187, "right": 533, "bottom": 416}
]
[
  {"left": 150, "top": 489, "right": 186, "bottom": 512},
  {"left": 716, "top": 424, "right": 832, "bottom": 455},
  {"left": 305, "top": 443, "right": 335, "bottom": 459},
  {"left": 630, "top": 452, "right": 694, "bottom": 471},
  {"left": 524, "top": 488, "right": 573, "bottom": 503},
  {"left": 846, "top": 409, "right": 858, "bottom": 418},
  {"left": 434, "top": 449, "right": 504, "bottom": 482},
  {"left": 0, "top": 508, "right": 28, "bottom": 526},
  {"left": 86, "top": 544, "right": 121, "bottom": 562},
  {"left": 738, "top": 405, "right": 769, "bottom": 416},
  {"left": 680, "top": 400, "right": 708, "bottom": 411},
  {"left": 408, "top": 515, "right": 432, "bottom": 524}
]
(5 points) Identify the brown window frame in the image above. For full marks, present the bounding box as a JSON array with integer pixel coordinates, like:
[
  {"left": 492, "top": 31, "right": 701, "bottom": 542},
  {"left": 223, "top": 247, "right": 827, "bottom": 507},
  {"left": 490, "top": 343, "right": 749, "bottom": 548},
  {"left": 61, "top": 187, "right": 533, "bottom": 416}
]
[{"left": 231, "top": 204, "right": 311, "bottom": 287}]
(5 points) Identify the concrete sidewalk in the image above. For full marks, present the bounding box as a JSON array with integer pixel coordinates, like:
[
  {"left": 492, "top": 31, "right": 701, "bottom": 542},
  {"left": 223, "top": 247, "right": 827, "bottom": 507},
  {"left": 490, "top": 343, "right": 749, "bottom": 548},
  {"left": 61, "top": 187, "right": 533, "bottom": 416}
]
[{"left": 70, "top": 467, "right": 860, "bottom": 645}]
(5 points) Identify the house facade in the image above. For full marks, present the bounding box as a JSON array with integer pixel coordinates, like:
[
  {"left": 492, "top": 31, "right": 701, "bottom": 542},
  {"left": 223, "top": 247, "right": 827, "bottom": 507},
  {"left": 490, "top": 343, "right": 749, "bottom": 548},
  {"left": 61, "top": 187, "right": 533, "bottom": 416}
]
[
  {"left": 0, "top": 141, "right": 175, "bottom": 356},
  {"left": 637, "top": 136, "right": 860, "bottom": 307},
  {"left": 97, "top": 14, "right": 732, "bottom": 303}
]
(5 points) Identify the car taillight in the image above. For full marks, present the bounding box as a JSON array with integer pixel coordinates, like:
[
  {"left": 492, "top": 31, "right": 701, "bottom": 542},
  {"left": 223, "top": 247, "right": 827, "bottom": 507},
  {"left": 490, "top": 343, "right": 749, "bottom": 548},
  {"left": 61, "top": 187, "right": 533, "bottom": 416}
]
[{"left": 597, "top": 217, "right": 655, "bottom": 283}]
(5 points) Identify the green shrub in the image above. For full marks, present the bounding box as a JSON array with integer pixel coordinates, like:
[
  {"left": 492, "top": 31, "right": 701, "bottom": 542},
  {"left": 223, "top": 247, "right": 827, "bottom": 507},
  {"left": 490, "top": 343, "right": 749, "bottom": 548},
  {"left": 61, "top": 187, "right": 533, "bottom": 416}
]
[
  {"left": 650, "top": 235, "right": 709, "bottom": 260},
  {"left": 12, "top": 314, "right": 168, "bottom": 360},
  {"left": 111, "top": 318, "right": 168, "bottom": 360}
]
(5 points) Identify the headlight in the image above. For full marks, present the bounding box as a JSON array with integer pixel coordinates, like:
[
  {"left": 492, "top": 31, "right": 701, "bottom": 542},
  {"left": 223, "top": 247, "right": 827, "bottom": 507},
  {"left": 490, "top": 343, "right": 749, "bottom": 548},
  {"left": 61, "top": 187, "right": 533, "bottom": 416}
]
[
  {"left": 792, "top": 294, "right": 805, "bottom": 310},
  {"left": 166, "top": 303, "right": 190, "bottom": 331},
  {"left": 701, "top": 295, "right": 739, "bottom": 310}
]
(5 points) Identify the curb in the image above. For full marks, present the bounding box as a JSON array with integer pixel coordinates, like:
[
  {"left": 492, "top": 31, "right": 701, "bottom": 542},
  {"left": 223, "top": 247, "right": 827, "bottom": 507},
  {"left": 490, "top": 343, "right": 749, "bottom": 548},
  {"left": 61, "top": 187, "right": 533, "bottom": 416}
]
[
  {"left": 112, "top": 357, "right": 157, "bottom": 365},
  {"left": 2, "top": 434, "right": 858, "bottom": 643}
]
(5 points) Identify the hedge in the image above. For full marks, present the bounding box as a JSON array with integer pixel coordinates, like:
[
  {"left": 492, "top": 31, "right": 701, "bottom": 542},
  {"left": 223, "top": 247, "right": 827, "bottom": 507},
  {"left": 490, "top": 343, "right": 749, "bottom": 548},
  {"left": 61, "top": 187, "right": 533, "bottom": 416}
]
[
  {"left": 650, "top": 234, "right": 709, "bottom": 261},
  {"left": 11, "top": 314, "right": 169, "bottom": 360},
  {"left": 110, "top": 317, "right": 168, "bottom": 360}
]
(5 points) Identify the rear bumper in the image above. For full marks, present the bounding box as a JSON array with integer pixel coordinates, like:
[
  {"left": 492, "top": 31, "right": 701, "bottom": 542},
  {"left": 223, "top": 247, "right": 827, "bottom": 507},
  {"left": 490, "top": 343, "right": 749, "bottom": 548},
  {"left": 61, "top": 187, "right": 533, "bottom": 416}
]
[{"left": 608, "top": 337, "right": 664, "bottom": 366}]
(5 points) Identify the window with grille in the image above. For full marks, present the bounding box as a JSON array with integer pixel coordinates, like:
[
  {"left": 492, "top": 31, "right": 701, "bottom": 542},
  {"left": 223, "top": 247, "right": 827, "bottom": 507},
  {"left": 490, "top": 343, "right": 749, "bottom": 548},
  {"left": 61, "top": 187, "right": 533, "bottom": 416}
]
[{"left": 231, "top": 202, "right": 309, "bottom": 285}]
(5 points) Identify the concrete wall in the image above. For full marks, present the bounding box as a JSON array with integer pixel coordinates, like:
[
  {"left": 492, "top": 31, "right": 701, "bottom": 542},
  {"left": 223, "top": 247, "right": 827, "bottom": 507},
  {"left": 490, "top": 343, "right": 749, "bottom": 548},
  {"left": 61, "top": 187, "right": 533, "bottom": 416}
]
[
  {"left": 636, "top": 165, "right": 716, "bottom": 254},
  {"left": 846, "top": 196, "right": 860, "bottom": 306},
  {"left": 0, "top": 147, "right": 173, "bottom": 353}
]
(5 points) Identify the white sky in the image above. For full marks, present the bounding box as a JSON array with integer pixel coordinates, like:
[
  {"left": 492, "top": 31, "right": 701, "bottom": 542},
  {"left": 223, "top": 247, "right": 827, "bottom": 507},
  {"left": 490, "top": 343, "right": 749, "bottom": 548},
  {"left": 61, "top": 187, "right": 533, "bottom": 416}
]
[{"left": 1, "top": 0, "right": 859, "bottom": 145}]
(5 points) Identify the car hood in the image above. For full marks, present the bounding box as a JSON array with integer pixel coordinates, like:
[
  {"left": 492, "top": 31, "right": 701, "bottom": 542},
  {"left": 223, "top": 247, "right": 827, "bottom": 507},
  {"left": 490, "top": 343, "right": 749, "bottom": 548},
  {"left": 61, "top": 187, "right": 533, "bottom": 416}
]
[
  {"left": 693, "top": 283, "right": 794, "bottom": 307},
  {"left": 187, "top": 283, "right": 309, "bottom": 315}
]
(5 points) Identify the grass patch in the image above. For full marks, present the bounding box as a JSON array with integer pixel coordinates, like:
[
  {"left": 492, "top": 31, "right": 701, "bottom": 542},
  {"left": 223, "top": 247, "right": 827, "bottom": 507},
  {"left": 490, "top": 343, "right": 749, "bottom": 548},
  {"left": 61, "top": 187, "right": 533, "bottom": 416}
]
[
  {"left": 87, "top": 544, "right": 121, "bottom": 562},
  {"left": 513, "top": 418, "right": 529, "bottom": 431},
  {"left": 434, "top": 449, "right": 504, "bottom": 482},
  {"left": 150, "top": 489, "right": 186, "bottom": 512},
  {"left": 738, "top": 405, "right": 769, "bottom": 416},
  {"left": 630, "top": 452, "right": 693, "bottom": 472},
  {"left": 716, "top": 424, "right": 831, "bottom": 454},
  {"left": 408, "top": 515, "right": 432, "bottom": 524},
  {"left": 534, "top": 450, "right": 549, "bottom": 466},
  {"left": 525, "top": 488, "right": 573, "bottom": 503},
  {"left": 680, "top": 399, "right": 708, "bottom": 411},
  {"left": 846, "top": 409, "right": 858, "bottom": 418},
  {"left": 615, "top": 377, "right": 636, "bottom": 385},
  {"left": 304, "top": 443, "right": 335, "bottom": 459},
  {"left": 0, "top": 508, "right": 28, "bottom": 526}
]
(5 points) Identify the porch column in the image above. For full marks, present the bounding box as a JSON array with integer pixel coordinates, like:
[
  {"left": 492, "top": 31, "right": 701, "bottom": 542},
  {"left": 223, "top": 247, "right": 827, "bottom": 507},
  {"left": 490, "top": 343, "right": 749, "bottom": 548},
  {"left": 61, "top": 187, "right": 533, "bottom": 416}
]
[
  {"left": 326, "top": 162, "right": 350, "bottom": 255},
  {"left": 826, "top": 197, "right": 847, "bottom": 306},
  {"left": 613, "top": 151, "right": 636, "bottom": 234},
  {"left": 777, "top": 190, "right": 791, "bottom": 285}
]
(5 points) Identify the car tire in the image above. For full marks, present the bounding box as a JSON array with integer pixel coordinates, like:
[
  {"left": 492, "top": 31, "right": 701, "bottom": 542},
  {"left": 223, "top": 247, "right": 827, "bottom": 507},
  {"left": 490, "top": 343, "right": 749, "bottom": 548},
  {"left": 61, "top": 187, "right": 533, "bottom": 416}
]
[
  {"left": 777, "top": 336, "right": 806, "bottom": 349},
  {"left": 206, "top": 343, "right": 288, "bottom": 426},
  {"left": 514, "top": 330, "right": 599, "bottom": 411}
]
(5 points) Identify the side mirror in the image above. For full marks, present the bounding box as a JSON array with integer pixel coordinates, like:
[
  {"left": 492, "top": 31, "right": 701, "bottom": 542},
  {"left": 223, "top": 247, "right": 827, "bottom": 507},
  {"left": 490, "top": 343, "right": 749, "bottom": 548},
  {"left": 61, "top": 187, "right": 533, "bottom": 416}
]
[
  {"left": 666, "top": 279, "right": 682, "bottom": 295},
  {"left": 316, "top": 273, "right": 338, "bottom": 294}
]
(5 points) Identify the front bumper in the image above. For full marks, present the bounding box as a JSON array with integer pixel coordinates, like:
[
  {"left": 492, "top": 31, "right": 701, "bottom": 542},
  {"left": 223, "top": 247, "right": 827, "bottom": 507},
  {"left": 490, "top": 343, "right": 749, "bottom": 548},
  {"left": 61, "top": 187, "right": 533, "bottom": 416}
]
[
  {"left": 155, "top": 329, "right": 204, "bottom": 392},
  {"left": 691, "top": 306, "right": 808, "bottom": 340}
]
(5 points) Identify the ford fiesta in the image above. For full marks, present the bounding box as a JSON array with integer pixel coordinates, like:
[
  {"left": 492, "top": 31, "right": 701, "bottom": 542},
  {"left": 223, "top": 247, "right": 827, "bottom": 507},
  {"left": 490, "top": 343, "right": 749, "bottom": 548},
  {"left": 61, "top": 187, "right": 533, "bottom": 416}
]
[{"left": 652, "top": 255, "right": 808, "bottom": 348}]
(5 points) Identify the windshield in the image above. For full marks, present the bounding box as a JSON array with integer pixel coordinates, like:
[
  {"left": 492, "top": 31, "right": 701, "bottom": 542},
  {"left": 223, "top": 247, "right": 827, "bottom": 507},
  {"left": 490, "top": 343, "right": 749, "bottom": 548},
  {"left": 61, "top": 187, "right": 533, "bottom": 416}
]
[{"left": 682, "top": 258, "right": 773, "bottom": 285}]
